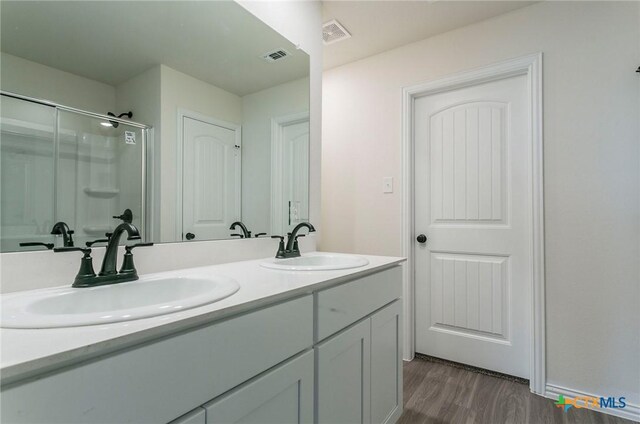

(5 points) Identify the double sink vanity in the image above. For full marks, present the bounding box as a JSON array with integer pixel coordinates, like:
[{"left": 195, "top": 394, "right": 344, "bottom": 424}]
[{"left": 1, "top": 248, "right": 405, "bottom": 424}]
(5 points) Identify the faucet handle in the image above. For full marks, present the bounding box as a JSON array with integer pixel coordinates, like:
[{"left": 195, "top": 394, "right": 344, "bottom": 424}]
[
  {"left": 255, "top": 233, "right": 267, "bottom": 238},
  {"left": 20, "top": 242, "right": 54, "bottom": 250},
  {"left": 230, "top": 234, "right": 244, "bottom": 238},
  {"left": 120, "top": 243, "right": 153, "bottom": 275},
  {"left": 86, "top": 239, "right": 109, "bottom": 247},
  {"left": 54, "top": 246, "right": 92, "bottom": 255},
  {"left": 124, "top": 242, "right": 154, "bottom": 252},
  {"left": 271, "top": 235, "right": 287, "bottom": 259},
  {"left": 53, "top": 247, "right": 96, "bottom": 282}
]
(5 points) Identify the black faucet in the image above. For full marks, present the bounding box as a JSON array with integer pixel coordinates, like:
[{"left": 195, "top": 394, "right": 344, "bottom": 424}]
[
  {"left": 54, "top": 222, "right": 152, "bottom": 287},
  {"left": 51, "top": 222, "right": 74, "bottom": 247},
  {"left": 272, "top": 222, "right": 315, "bottom": 259},
  {"left": 229, "top": 221, "right": 251, "bottom": 238},
  {"left": 99, "top": 222, "right": 141, "bottom": 276}
]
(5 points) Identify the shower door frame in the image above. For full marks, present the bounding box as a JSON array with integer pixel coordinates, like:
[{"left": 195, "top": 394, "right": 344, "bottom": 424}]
[{"left": 0, "top": 90, "right": 152, "bottom": 243}]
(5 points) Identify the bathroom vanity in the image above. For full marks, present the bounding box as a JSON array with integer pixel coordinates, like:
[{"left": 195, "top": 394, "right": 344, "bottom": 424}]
[
  {"left": 0, "top": 253, "right": 404, "bottom": 424},
  {"left": 0, "top": 2, "right": 403, "bottom": 422}
]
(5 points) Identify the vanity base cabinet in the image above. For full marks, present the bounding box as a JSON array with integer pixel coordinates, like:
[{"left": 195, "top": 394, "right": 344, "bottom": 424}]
[
  {"left": 0, "top": 295, "right": 313, "bottom": 424},
  {"left": 1, "top": 265, "right": 403, "bottom": 424},
  {"left": 204, "top": 350, "right": 314, "bottom": 424},
  {"left": 316, "top": 300, "right": 402, "bottom": 424}
]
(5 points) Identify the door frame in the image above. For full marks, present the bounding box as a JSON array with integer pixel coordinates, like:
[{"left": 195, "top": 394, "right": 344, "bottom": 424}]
[
  {"left": 270, "top": 111, "right": 310, "bottom": 235},
  {"left": 176, "top": 109, "right": 242, "bottom": 241},
  {"left": 401, "top": 53, "right": 545, "bottom": 393}
]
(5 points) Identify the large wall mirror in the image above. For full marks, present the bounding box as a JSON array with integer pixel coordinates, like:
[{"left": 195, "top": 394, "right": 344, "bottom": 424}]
[{"left": 0, "top": 1, "right": 310, "bottom": 252}]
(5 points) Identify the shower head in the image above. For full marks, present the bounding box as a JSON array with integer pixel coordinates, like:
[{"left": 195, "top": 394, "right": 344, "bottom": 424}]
[{"left": 103, "top": 111, "right": 133, "bottom": 128}]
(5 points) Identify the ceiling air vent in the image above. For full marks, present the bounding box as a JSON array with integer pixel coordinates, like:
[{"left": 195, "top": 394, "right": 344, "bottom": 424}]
[
  {"left": 262, "top": 49, "right": 291, "bottom": 63},
  {"left": 323, "top": 19, "right": 351, "bottom": 45}
]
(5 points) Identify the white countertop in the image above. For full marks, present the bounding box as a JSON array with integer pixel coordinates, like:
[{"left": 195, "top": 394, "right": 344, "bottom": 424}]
[{"left": 1, "top": 252, "right": 404, "bottom": 384}]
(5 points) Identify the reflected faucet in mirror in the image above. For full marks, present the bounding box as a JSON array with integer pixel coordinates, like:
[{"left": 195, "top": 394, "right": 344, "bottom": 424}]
[
  {"left": 229, "top": 221, "right": 251, "bottom": 238},
  {"left": 229, "top": 221, "right": 268, "bottom": 238},
  {"left": 19, "top": 221, "right": 75, "bottom": 250},
  {"left": 51, "top": 221, "right": 74, "bottom": 247},
  {"left": 54, "top": 222, "right": 153, "bottom": 287}
]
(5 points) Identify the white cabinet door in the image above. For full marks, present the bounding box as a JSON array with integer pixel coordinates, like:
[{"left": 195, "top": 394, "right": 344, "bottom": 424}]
[
  {"left": 316, "top": 319, "right": 371, "bottom": 424},
  {"left": 371, "top": 301, "right": 402, "bottom": 424},
  {"left": 204, "top": 351, "right": 314, "bottom": 424},
  {"left": 170, "top": 408, "right": 206, "bottom": 424}
]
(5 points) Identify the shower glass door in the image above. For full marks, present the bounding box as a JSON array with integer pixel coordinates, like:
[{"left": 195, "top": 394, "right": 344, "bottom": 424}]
[
  {"left": 0, "top": 93, "right": 147, "bottom": 252},
  {"left": 0, "top": 95, "right": 56, "bottom": 251},
  {"left": 56, "top": 110, "right": 145, "bottom": 248}
]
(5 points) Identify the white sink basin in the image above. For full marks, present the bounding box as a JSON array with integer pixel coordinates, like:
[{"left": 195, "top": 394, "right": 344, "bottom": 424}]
[
  {"left": 260, "top": 252, "right": 369, "bottom": 271},
  {"left": 1, "top": 276, "right": 240, "bottom": 329}
]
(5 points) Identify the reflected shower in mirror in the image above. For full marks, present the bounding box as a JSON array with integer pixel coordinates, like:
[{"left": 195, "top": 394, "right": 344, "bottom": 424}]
[
  {"left": 0, "top": 94, "right": 147, "bottom": 252},
  {"left": 0, "top": 1, "right": 310, "bottom": 252}
]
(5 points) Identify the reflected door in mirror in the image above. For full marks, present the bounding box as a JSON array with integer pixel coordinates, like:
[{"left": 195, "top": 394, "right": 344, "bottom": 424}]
[
  {"left": 284, "top": 119, "right": 309, "bottom": 232},
  {"left": 182, "top": 116, "right": 240, "bottom": 241},
  {"left": 271, "top": 114, "right": 309, "bottom": 235}
]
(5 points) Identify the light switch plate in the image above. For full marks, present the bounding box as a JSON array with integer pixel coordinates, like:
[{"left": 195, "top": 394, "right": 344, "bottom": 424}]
[{"left": 383, "top": 177, "right": 393, "bottom": 193}]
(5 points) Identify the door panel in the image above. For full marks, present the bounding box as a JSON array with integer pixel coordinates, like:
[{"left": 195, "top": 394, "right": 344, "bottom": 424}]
[
  {"left": 316, "top": 319, "right": 371, "bottom": 424},
  {"left": 430, "top": 103, "right": 506, "bottom": 224},
  {"left": 182, "top": 117, "right": 240, "bottom": 241},
  {"left": 415, "top": 74, "right": 531, "bottom": 378},
  {"left": 204, "top": 351, "right": 314, "bottom": 424},
  {"left": 282, "top": 119, "right": 309, "bottom": 233},
  {"left": 371, "top": 301, "right": 402, "bottom": 424}
]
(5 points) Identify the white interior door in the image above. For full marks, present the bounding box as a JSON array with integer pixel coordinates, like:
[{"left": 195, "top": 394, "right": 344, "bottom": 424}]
[
  {"left": 182, "top": 116, "right": 240, "bottom": 241},
  {"left": 414, "top": 74, "right": 532, "bottom": 378},
  {"left": 282, "top": 119, "right": 309, "bottom": 233}
]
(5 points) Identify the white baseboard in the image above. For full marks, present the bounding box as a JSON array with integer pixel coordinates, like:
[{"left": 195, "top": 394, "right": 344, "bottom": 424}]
[{"left": 545, "top": 384, "right": 639, "bottom": 422}]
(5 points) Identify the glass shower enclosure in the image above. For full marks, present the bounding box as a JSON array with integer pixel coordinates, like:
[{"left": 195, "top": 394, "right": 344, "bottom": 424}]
[{"left": 0, "top": 93, "right": 148, "bottom": 252}]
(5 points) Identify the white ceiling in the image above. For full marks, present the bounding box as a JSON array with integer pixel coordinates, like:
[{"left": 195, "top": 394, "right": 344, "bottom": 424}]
[
  {"left": 322, "top": 1, "right": 538, "bottom": 69},
  {"left": 1, "top": 1, "right": 309, "bottom": 96}
]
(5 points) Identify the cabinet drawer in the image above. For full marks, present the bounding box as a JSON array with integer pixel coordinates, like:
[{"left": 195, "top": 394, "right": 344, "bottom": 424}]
[
  {"left": 1, "top": 295, "right": 313, "bottom": 424},
  {"left": 315, "top": 266, "right": 402, "bottom": 341}
]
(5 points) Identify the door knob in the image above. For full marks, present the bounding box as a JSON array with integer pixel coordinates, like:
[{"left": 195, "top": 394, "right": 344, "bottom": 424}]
[
  {"left": 416, "top": 234, "right": 427, "bottom": 244},
  {"left": 185, "top": 232, "right": 195, "bottom": 240}
]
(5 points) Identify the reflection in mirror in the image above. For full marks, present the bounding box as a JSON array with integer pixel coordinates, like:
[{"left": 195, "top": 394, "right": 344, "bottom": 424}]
[
  {"left": 1, "top": 96, "right": 55, "bottom": 251},
  {"left": 0, "top": 1, "right": 310, "bottom": 252},
  {"left": 0, "top": 94, "right": 148, "bottom": 252}
]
